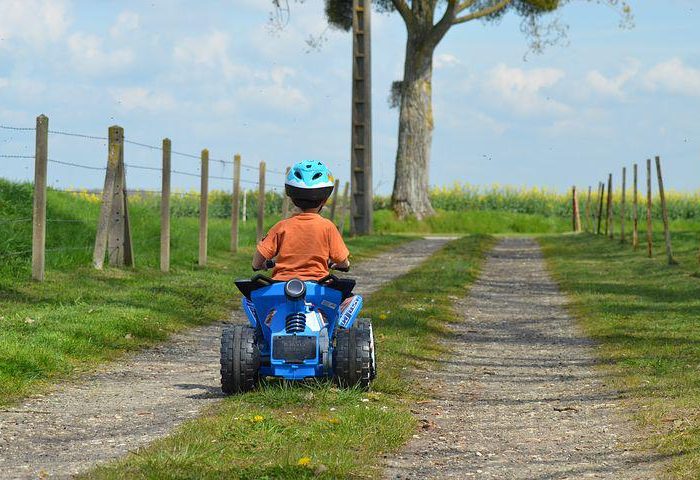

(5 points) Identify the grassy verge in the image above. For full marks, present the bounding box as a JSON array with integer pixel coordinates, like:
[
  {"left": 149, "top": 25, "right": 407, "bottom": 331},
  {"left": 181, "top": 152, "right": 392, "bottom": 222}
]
[
  {"left": 0, "top": 181, "right": 409, "bottom": 405},
  {"left": 539, "top": 230, "right": 700, "bottom": 479},
  {"left": 374, "top": 209, "right": 569, "bottom": 235},
  {"left": 82, "top": 235, "right": 495, "bottom": 480}
]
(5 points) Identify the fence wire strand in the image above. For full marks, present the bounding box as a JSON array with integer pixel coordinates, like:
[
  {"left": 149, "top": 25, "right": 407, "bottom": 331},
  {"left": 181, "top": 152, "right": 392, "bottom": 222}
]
[
  {"left": 49, "top": 158, "right": 105, "bottom": 171},
  {"left": 0, "top": 124, "right": 34, "bottom": 131}
]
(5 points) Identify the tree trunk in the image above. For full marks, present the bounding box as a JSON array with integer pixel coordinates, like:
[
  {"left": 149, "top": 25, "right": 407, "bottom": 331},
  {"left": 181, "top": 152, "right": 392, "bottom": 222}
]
[{"left": 391, "top": 32, "right": 436, "bottom": 220}]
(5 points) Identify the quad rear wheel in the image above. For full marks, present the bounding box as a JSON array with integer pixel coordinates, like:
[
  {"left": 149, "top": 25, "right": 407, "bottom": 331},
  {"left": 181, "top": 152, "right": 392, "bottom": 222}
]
[
  {"left": 220, "top": 325, "right": 260, "bottom": 394},
  {"left": 333, "top": 320, "right": 376, "bottom": 389}
]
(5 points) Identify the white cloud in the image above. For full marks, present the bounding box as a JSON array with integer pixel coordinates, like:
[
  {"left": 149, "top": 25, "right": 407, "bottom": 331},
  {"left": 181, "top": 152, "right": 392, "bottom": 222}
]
[
  {"left": 0, "top": 0, "right": 69, "bottom": 48},
  {"left": 110, "top": 11, "right": 140, "bottom": 38},
  {"left": 435, "top": 53, "right": 460, "bottom": 70},
  {"left": 644, "top": 58, "right": 700, "bottom": 97},
  {"left": 237, "top": 67, "right": 309, "bottom": 111},
  {"left": 173, "top": 30, "right": 246, "bottom": 79},
  {"left": 110, "top": 87, "right": 175, "bottom": 112},
  {"left": 586, "top": 61, "right": 639, "bottom": 99},
  {"left": 0, "top": 78, "right": 8, "bottom": 89},
  {"left": 68, "top": 33, "right": 134, "bottom": 74},
  {"left": 485, "top": 64, "right": 569, "bottom": 116}
]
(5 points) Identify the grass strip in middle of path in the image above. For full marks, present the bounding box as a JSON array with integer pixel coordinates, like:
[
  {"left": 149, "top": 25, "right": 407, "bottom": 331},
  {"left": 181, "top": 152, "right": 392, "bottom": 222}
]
[{"left": 83, "top": 234, "right": 495, "bottom": 480}]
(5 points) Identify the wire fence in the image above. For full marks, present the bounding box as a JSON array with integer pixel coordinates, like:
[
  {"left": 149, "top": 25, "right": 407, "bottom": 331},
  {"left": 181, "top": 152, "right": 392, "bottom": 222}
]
[{"left": 0, "top": 115, "right": 349, "bottom": 279}]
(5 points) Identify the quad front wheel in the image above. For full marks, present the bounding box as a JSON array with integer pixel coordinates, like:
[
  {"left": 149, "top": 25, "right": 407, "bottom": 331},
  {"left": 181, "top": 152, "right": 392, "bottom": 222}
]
[{"left": 220, "top": 325, "right": 260, "bottom": 394}]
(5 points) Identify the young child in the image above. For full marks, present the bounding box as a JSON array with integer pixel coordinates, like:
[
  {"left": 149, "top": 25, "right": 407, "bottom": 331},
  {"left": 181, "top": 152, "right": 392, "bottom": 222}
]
[{"left": 253, "top": 160, "right": 350, "bottom": 280}]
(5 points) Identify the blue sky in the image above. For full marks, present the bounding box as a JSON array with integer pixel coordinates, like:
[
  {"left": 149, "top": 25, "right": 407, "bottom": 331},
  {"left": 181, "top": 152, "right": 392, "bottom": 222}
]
[{"left": 0, "top": 0, "right": 698, "bottom": 194}]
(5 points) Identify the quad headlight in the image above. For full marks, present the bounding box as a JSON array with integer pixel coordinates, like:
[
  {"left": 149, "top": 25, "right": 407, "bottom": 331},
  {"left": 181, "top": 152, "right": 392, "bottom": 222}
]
[{"left": 284, "top": 278, "right": 306, "bottom": 299}]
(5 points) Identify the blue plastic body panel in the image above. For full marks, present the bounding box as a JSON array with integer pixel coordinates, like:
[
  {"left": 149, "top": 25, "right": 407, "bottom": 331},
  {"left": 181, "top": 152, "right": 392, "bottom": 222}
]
[{"left": 240, "top": 280, "right": 363, "bottom": 380}]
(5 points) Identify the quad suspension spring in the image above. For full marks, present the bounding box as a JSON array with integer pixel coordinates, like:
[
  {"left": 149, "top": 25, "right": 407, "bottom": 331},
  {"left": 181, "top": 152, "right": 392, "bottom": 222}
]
[{"left": 285, "top": 313, "right": 306, "bottom": 333}]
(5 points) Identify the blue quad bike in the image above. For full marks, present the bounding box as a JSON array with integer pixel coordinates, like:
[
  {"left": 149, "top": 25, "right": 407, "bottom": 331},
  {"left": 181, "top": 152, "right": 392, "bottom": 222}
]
[{"left": 220, "top": 261, "right": 376, "bottom": 394}]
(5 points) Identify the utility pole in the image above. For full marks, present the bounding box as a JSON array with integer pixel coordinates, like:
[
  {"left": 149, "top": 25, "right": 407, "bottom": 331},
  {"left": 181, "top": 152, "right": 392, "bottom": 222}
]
[{"left": 350, "top": 0, "right": 373, "bottom": 235}]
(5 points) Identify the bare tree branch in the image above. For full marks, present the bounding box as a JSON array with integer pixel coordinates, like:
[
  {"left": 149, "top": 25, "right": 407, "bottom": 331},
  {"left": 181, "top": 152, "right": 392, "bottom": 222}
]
[
  {"left": 455, "top": 0, "right": 477, "bottom": 15},
  {"left": 429, "top": 0, "right": 458, "bottom": 46},
  {"left": 391, "top": 0, "right": 416, "bottom": 28},
  {"left": 453, "top": 0, "right": 513, "bottom": 25}
]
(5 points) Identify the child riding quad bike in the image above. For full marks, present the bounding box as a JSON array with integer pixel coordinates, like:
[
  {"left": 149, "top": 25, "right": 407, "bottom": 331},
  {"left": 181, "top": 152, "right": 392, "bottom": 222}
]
[
  {"left": 219, "top": 161, "right": 377, "bottom": 394},
  {"left": 220, "top": 263, "right": 376, "bottom": 393}
]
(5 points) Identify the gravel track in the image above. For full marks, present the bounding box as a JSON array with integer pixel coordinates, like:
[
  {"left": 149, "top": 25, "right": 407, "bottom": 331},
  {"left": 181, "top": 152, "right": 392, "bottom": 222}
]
[
  {"left": 384, "top": 237, "right": 663, "bottom": 480},
  {"left": 0, "top": 238, "right": 449, "bottom": 480}
]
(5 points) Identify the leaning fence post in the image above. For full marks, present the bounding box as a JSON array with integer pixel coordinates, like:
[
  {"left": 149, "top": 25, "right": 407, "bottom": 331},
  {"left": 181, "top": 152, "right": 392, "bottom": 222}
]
[
  {"left": 632, "top": 163, "right": 639, "bottom": 250},
  {"left": 231, "top": 154, "right": 241, "bottom": 253},
  {"left": 160, "top": 138, "right": 171, "bottom": 273},
  {"left": 257, "top": 161, "right": 266, "bottom": 241},
  {"left": 94, "top": 126, "right": 125, "bottom": 269},
  {"left": 281, "top": 167, "right": 290, "bottom": 219},
  {"left": 605, "top": 173, "right": 613, "bottom": 238},
  {"left": 32, "top": 114, "right": 48, "bottom": 281},
  {"left": 646, "top": 158, "right": 653, "bottom": 258},
  {"left": 656, "top": 156, "right": 676, "bottom": 265},
  {"left": 620, "top": 167, "right": 626, "bottom": 243},
  {"left": 199, "top": 149, "right": 209, "bottom": 267},
  {"left": 596, "top": 181, "right": 605, "bottom": 235}
]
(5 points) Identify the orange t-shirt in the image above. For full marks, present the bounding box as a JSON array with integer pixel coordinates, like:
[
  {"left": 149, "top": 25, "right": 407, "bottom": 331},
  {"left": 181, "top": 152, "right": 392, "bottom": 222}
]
[{"left": 257, "top": 212, "right": 350, "bottom": 281}]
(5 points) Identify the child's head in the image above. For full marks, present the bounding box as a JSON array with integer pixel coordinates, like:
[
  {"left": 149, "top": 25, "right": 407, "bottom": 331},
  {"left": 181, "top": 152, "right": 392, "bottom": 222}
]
[{"left": 285, "top": 161, "right": 335, "bottom": 212}]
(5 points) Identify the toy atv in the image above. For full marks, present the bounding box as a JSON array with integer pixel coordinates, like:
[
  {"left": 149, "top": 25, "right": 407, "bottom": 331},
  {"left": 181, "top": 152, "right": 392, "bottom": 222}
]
[{"left": 220, "top": 262, "right": 376, "bottom": 394}]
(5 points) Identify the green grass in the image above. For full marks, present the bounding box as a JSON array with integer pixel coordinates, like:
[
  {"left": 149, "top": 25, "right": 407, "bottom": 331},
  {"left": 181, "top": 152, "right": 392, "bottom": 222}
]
[
  {"left": 373, "top": 209, "right": 569, "bottom": 234},
  {"left": 0, "top": 179, "right": 409, "bottom": 405},
  {"left": 539, "top": 229, "right": 700, "bottom": 479},
  {"left": 81, "top": 235, "right": 495, "bottom": 480}
]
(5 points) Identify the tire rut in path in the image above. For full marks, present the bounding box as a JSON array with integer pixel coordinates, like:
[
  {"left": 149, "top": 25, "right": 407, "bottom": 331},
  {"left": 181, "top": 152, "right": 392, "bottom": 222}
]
[
  {"left": 384, "top": 237, "right": 663, "bottom": 480},
  {"left": 0, "top": 238, "right": 450, "bottom": 480}
]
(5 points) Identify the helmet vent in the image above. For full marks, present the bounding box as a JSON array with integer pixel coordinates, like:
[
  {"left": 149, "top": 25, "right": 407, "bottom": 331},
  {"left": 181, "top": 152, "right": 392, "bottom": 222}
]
[
  {"left": 294, "top": 170, "right": 302, "bottom": 179},
  {"left": 312, "top": 172, "right": 322, "bottom": 180}
]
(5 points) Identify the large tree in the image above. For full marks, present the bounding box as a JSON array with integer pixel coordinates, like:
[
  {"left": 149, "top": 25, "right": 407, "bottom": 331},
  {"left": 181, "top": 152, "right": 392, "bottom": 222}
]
[{"left": 279, "top": 0, "right": 631, "bottom": 219}]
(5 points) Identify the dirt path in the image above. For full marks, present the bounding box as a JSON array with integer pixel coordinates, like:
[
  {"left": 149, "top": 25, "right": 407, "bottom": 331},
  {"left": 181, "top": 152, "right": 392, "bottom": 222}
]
[
  {"left": 0, "top": 238, "right": 450, "bottom": 480},
  {"left": 384, "top": 237, "right": 663, "bottom": 480}
]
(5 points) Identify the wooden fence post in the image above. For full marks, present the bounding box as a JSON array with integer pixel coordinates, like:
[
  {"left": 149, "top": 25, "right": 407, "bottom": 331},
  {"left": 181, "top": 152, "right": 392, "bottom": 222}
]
[
  {"left": 646, "top": 158, "right": 653, "bottom": 258},
  {"left": 338, "top": 181, "right": 350, "bottom": 235},
  {"left": 281, "top": 167, "right": 290, "bottom": 219},
  {"left": 93, "top": 125, "right": 133, "bottom": 269},
  {"left": 585, "top": 186, "right": 592, "bottom": 233},
  {"left": 257, "top": 161, "right": 266, "bottom": 241},
  {"left": 572, "top": 186, "right": 581, "bottom": 232},
  {"left": 656, "top": 156, "right": 676, "bottom": 265},
  {"left": 160, "top": 138, "right": 171, "bottom": 272},
  {"left": 330, "top": 179, "right": 341, "bottom": 222},
  {"left": 231, "top": 154, "right": 241, "bottom": 253},
  {"left": 632, "top": 163, "right": 639, "bottom": 250},
  {"left": 32, "top": 114, "right": 48, "bottom": 281},
  {"left": 620, "top": 167, "right": 626, "bottom": 243},
  {"left": 596, "top": 181, "right": 605, "bottom": 235},
  {"left": 605, "top": 174, "right": 613, "bottom": 238},
  {"left": 199, "top": 149, "right": 209, "bottom": 267},
  {"left": 242, "top": 190, "right": 247, "bottom": 223}
]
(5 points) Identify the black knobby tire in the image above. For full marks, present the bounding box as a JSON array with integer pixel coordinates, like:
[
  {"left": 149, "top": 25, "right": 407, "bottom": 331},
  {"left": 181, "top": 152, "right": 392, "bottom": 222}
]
[
  {"left": 220, "top": 325, "right": 260, "bottom": 395},
  {"left": 353, "top": 318, "right": 377, "bottom": 380},
  {"left": 333, "top": 327, "right": 373, "bottom": 389}
]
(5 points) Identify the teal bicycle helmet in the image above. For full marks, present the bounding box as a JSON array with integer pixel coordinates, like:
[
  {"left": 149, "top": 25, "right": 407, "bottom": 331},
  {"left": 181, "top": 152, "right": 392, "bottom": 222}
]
[{"left": 285, "top": 160, "right": 335, "bottom": 209}]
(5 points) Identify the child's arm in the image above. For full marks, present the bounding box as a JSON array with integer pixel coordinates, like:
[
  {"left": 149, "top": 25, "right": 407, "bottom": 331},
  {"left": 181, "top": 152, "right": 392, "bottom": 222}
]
[{"left": 252, "top": 250, "right": 268, "bottom": 271}]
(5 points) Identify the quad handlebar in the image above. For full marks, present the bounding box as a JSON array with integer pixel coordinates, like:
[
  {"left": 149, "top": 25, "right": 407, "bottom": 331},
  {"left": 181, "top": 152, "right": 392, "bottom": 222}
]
[{"left": 252, "top": 259, "right": 349, "bottom": 273}]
